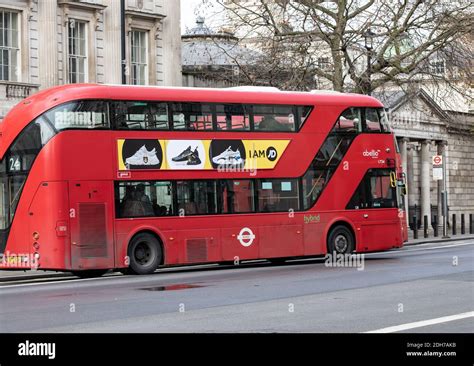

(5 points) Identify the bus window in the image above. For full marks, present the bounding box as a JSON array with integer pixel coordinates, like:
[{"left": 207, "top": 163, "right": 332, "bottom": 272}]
[
  {"left": 215, "top": 104, "right": 251, "bottom": 131},
  {"left": 253, "top": 105, "right": 295, "bottom": 131},
  {"left": 45, "top": 100, "right": 109, "bottom": 130},
  {"left": 113, "top": 101, "right": 169, "bottom": 130},
  {"left": 365, "top": 108, "right": 383, "bottom": 132},
  {"left": 177, "top": 181, "right": 217, "bottom": 215},
  {"left": 0, "top": 178, "right": 6, "bottom": 230},
  {"left": 302, "top": 168, "right": 331, "bottom": 210},
  {"left": 297, "top": 106, "right": 313, "bottom": 129},
  {"left": 370, "top": 175, "right": 395, "bottom": 208},
  {"left": 379, "top": 108, "right": 391, "bottom": 132},
  {"left": 334, "top": 108, "right": 362, "bottom": 133},
  {"left": 171, "top": 103, "right": 213, "bottom": 131},
  {"left": 116, "top": 181, "right": 173, "bottom": 218},
  {"left": 218, "top": 180, "right": 255, "bottom": 213},
  {"left": 346, "top": 169, "right": 397, "bottom": 209},
  {"left": 257, "top": 179, "right": 300, "bottom": 212}
]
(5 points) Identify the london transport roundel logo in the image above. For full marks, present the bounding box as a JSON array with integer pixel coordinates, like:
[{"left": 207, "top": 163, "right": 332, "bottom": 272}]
[{"left": 237, "top": 227, "right": 255, "bottom": 247}]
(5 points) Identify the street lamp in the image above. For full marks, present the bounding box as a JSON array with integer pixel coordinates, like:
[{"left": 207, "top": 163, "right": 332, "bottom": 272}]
[{"left": 364, "top": 28, "right": 375, "bottom": 96}]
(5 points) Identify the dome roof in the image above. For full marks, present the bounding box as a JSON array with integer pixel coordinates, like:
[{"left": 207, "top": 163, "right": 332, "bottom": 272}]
[{"left": 182, "top": 17, "right": 260, "bottom": 67}]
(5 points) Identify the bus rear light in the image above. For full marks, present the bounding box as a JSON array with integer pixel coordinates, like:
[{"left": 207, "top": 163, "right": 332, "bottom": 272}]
[
  {"left": 33, "top": 242, "right": 40, "bottom": 250},
  {"left": 32, "top": 232, "right": 40, "bottom": 240},
  {"left": 386, "top": 158, "right": 395, "bottom": 167},
  {"left": 34, "top": 252, "right": 40, "bottom": 260},
  {"left": 56, "top": 221, "right": 69, "bottom": 237}
]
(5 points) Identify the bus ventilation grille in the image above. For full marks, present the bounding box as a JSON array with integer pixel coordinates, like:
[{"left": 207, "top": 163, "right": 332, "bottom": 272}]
[
  {"left": 186, "top": 239, "right": 208, "bottom": 263},
  {"left": 79, "top": 203, "right": 108, "bottom": 258}
]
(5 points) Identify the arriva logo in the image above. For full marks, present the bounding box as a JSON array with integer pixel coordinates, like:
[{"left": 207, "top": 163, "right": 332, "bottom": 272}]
[{"left": 363, "top": 149, "right": 381, "bottom": 158}]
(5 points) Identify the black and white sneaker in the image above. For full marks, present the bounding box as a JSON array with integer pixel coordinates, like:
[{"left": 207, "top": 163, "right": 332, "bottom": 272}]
[
  {"left": 187, "top": 148, "right": 201, "bottom": 165},
  {"left": 172, "top": 146, "right": 193, "bottom": 162}
]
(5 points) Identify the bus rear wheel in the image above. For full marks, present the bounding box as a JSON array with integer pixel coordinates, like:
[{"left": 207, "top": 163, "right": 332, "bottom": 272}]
[
  {"left": 127, "top": 233, "right": 162, "bottom": 275},
  {"left": 327, "top": 225, "right": 355, "bottom": 255}
]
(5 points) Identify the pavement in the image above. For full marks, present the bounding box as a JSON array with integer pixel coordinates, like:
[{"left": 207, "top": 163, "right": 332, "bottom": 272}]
[{"left": 0, "top": 237, "right": 472, "bottom": 333}]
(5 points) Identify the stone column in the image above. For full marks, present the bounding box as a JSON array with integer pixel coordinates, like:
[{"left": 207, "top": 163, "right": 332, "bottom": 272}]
[
  {"left": 400, "top": 137, "right": 409, "bottom": 224},
  {"left": 407, "top": 143, "right": 416, "bottom": 213},
  {"left": 437, "top": 140, "right": 447, "bottom": 231},
  {"left": 421, "top": 140, "right": 432, "bottom": 231},
  {"left": 103, "top": 0, "right": 123, "bottom": 84},
  {"left": 38, "top": 0, "right": 58, "bottom": 88}
]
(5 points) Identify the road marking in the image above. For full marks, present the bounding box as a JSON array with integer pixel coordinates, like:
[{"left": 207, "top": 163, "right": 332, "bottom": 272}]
[
  {"left": 365, "top": 311, "right": 474, "bottom": 333},
  {"left": 364, "top": 241, "right": 474, "bottom": 256}
]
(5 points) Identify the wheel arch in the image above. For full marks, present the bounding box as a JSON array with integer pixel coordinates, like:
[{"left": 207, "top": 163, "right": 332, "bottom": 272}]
[
  {"left": 123, "top": 225, "right": 165, "bottom": 266},
  {"left": 325, "top": 218, "right": 357, "bottom": 254}
]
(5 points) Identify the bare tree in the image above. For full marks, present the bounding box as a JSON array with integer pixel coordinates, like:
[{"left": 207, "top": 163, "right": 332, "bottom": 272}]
[{"left": 200, "top": 0, "right": 473, "bottom": 97}]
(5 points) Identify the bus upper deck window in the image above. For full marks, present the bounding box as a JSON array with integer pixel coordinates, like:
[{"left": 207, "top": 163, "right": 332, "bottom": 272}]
[
  {"left": 379, "top": 108, "right": 391, "bottom": 132},
  {"left": 45, "top": 100, "right": 109, "bottom": 130},
  {"left": 334, "top": 108, "right": 362, "bottom": 133},
  {"left": 253, "top": 105, "right": 295, "bottom": 132},
  {"left": 365, "top": 108, "right": 382, "bottom": 132},
  {"left": 113, "top": 101, "right": 169, "bottom": 130}
]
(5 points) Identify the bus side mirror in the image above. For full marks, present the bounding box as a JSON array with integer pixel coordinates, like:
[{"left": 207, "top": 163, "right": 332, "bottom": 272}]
[
  {"left": 401, "top": 184, "right": 407, "bottom": 196},
  {"left": 397, "top": 181, "right": 407, "bottom": 195}
]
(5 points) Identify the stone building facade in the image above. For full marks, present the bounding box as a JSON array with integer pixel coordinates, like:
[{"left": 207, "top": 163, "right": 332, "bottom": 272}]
[
  {"left": 383, "top": 89, "right": 474, "bottom": 231},
  {"left": 0, "top": 0, "right": 181, "bottom": 120}
]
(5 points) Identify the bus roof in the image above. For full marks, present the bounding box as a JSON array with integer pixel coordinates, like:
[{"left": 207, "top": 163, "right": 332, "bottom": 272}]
[{"left": 0, "top": 83, "right": 383, "bottom": 158}]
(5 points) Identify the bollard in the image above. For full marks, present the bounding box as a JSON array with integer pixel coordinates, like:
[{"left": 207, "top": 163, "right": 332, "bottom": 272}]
[
  {"left": 433, "top": 215, "right": 438, "bottom": 237},
  {"left": 413, "top": 215, "right": 418, "bottom": 239},
  {"left": 461, "top": 214, "right": 465, "bottom": 235},
  {"left": 424, "top": 215, "right": 428, "bottom": 238},
  {"left": 452, "top": 214, "right": 456, "bottom": 236},
  {"left": 470, "top": 214, "right": 473, "bottom": 235}
]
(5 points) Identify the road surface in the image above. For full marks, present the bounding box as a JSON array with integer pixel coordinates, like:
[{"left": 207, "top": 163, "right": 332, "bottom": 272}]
[{"left": 0, "top": 239, "right": 473, "bottom": 333}]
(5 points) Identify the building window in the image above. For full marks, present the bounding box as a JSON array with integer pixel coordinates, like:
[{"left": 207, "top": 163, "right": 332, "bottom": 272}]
[
  {"left": 317, "top": 57, "right": 331, "bottom": 71},
  {"left": 429, "top": 59, "right": 445, "bottom": 76},
  {"left": 68, "top": 20, "right": 87, "bottom": 83},
  {"left": 0, "top": 10, "right": 19, "bottom": 81},
  {"left": 131, "top": 30, "right": 148, "bottom": 85}
]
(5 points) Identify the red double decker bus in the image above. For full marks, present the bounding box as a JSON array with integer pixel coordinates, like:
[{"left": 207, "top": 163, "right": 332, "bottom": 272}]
[{"left": 0, "top": 84, "right": 407, "bottom": 277}]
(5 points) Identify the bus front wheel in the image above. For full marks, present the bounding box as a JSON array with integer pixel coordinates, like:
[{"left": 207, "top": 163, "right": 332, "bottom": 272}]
[
  {"left": 127, "top": 233, "right": 162, "bottom": 275},
  {"left": 327, "top": 225, "right": 354, "bottom": 255}
]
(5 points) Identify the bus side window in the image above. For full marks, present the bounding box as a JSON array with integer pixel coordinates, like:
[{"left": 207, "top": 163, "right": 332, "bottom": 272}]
[
  {"left": 346, "top": 170, "right": 396, "bottom": 209},
  {"left": 334, "top": 108, "right": 362, "bottom": 133},
  {"left": 253, "top": 105, "right": 295, "bottom": 131},
  {"left": 365, "top": 108, "right": 383, "bottom": 132}
]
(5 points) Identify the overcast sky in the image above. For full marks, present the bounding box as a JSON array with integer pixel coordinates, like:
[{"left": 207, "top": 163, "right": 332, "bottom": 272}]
[
  {"left": 181, "top": 0, "right": 205, "bottom": 34},
  {"left": 181, "top": 0, "right": 225, "bottom": 34}
]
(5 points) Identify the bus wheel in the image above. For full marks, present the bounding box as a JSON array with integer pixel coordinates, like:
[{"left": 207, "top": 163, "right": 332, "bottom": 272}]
[
  {"left": 128, "top": 233, "right": 162, "bottom": 275},
  {"left": 327, "top": 225, "right": 354, "bottom": 255},
  {"left": 71, "top": 270, "right": 108, "bottom": 278}
]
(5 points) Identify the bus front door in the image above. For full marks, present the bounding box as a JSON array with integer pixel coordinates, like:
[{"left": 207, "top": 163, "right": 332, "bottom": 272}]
[{"left": 69, "top": 181, "right": 115, "bottom": 270}]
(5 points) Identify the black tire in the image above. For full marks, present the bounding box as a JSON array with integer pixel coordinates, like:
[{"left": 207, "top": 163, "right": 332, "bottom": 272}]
[
  {"left": 327, "top": 225, "right": 355, "bottom": 255},
  {"left": 71, "top": 269, "right": 108, "bottom": 278},
  {"left": 127, "top": 232, "right": 162, "bottom": 275}
]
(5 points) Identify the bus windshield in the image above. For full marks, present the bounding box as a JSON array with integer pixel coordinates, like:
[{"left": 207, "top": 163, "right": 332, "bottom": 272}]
[{"left": 0, "top": 116, "right": 55, "bottom": 230}]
